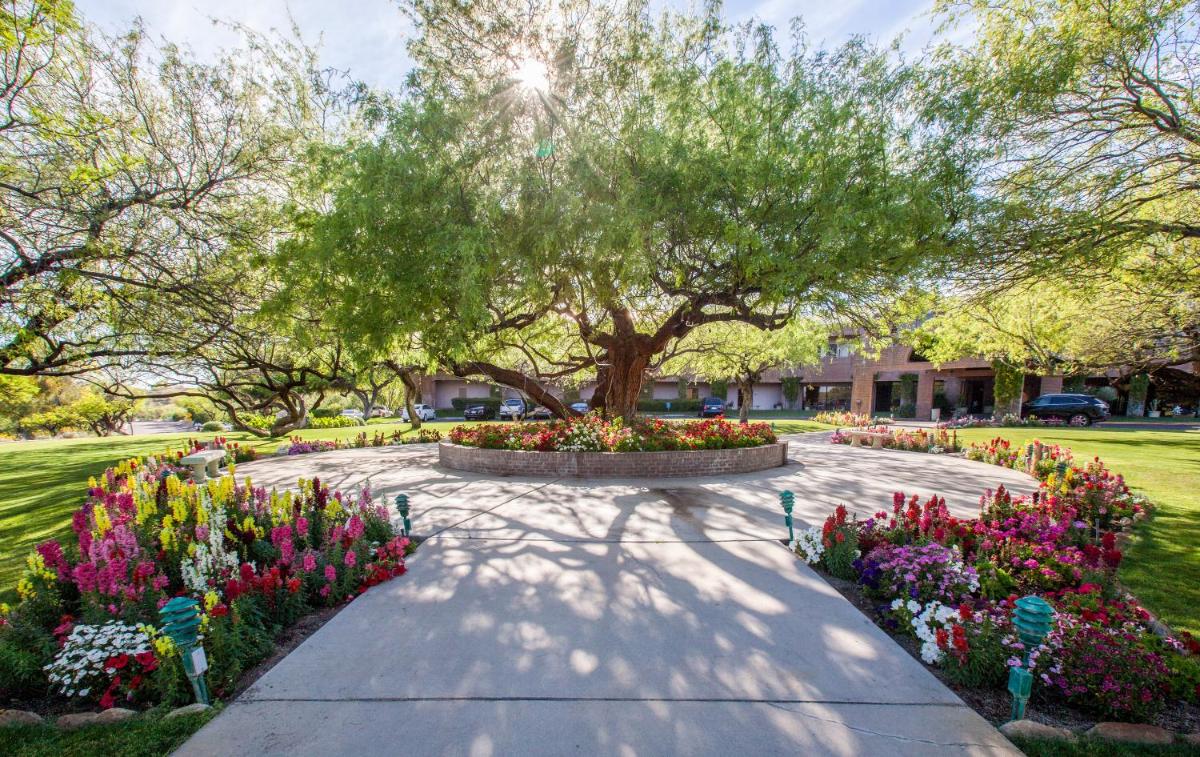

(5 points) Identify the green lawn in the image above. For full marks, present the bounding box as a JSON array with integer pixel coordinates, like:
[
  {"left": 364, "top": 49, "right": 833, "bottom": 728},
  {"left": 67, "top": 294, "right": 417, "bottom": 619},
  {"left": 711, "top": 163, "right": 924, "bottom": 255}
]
[
  {"left": 0, "top": 708, "right": 216, "bottom": 757},
  {"left": 956, "top": 426, "right": 1200, "bottom": 636}
]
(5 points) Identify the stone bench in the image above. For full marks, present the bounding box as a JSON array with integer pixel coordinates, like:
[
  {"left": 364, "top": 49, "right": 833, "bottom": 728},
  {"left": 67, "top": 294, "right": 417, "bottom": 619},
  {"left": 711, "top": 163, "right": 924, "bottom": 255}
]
[
  {"left": 179, "top": 449, "right": 227, "bottom": 483},
  {"left": 847, "top": 430, "right": 890, "bottom": 449}
]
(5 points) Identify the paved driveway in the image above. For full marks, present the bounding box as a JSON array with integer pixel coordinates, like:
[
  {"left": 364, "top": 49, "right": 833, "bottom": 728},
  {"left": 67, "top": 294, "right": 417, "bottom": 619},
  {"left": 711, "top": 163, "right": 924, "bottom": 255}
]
[{"left": 177, "top": 434, "right": 1029, "bottom": 756}]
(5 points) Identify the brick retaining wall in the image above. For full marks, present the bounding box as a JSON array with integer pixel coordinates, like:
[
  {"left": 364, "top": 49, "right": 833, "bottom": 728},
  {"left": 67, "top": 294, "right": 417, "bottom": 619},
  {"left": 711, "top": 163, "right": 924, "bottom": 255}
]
[{"left": 438, "top": 441, "right": 789, "bottom": 478}]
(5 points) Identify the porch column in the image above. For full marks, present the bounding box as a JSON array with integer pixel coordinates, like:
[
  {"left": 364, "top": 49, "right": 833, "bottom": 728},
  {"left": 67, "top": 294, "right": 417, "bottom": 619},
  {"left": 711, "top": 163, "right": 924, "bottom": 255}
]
[
  {"left": 851, "top": 369, "right": 875, "bottom": 416},
  {"left": 916, "top": 371, "right": 936, "bottom": 421}
]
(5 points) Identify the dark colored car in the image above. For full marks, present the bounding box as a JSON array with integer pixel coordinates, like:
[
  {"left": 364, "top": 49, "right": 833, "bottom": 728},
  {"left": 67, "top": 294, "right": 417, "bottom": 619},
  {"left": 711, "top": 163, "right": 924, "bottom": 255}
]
[
  {"left": 463, "top": 404, "right": 495, "bottom": 420},
  {"left": 698, "top": 397, "right": 726, "bottom": 418},
  {"left": 1021, "top": 393, "right": 1110, "bottom": 426},
  {"left": 528, "top": 405, "right": 553, "bottom": 420}
]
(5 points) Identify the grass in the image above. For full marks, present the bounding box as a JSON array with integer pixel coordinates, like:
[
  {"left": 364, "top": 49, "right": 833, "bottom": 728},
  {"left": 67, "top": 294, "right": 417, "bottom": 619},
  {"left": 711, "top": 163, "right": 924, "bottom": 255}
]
[
  {"left": 955, "top": 426, "right": 1200, "bottom": 636},
  {"left": 0, "top": 708, "right": 216, "bottom": 757}
]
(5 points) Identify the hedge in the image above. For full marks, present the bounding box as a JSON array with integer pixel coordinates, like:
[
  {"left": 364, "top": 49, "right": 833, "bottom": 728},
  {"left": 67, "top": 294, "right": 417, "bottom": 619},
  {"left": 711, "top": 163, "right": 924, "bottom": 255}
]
[
  {"left": 637, "top": 398, "right": 703, "bottom": 412},
  {"left": 450, "top": 397, "right": 503, "bottom": 411},
  {"left": 308, "top": 415, "right": 365, "bottom": 428}
]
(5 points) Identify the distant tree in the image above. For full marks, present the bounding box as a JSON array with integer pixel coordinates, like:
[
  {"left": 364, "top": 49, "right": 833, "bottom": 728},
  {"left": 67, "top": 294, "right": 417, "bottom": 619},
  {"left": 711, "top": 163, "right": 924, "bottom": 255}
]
[
  {"left": 935, "top": 0, "right": 1199, "bottom": 364},
  {"left": 0, "top": 1, "right": 338, "bottom": 378},
  {"left": 664, "top": 320, "right": 826, "bottom": 423}
]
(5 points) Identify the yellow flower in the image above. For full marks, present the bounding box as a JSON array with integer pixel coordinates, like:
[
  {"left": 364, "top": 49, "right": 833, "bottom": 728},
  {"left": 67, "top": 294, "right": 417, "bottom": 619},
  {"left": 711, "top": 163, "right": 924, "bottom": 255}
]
[
  {"left": 0, "top": 602, "right": 10, "bottom": 616},
  {"left": 203, "top": 591, "right": 219, "bottom": 611},
  {"left": 154, "top": 636, "right": 176, "bottom": 657},
  {"left": 92, "top": 505, "right": 112, "bottom": 535},
  {"left": 16, "top": 577, "right": 35, "bottom": 600},
  {"left": 187, "top": 542, "right": 198, "bottom": 557}
]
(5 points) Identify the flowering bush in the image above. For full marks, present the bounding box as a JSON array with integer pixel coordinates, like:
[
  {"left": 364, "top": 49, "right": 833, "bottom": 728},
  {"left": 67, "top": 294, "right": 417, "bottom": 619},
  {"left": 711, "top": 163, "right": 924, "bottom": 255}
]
[
  {"left": 447, "top": 415, "right": 776, "bottom": 452},
  {"left": 939, "top": 415, "right": 1064, "bottom": 430},
  {"left": 802, "top": 440, "right": 1191, "bottom": 723},
  {"left": 860, "top": 543, "right": 980, "bottom": 605},
  {"left": 830, "top": 426, "right": 961, "bottom": 453},
  {"left": 45, "top": 622, "right": 157, "bottom": 707},
  {"left": 0, "top": 448, "right": 412, "bottom": 711},
  {"left": 813, "top": 411, "right": 891, "bottom": 427},
  {"left": 794, "top": 527, "right": 824, "bottom": 565}
]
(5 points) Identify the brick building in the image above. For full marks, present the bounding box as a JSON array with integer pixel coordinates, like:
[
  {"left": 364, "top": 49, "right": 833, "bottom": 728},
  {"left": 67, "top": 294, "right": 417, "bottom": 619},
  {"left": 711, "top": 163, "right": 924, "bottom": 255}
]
[{"left": 418, "top": 338, "right": 1074, "bottom": 421}]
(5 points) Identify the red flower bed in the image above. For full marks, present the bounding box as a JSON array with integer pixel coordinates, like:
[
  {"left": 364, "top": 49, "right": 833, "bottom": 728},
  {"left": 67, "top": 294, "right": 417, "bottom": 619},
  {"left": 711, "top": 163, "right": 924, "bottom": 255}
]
[{"left": 447, "top": 415, "right": 776, "bottom": 452}]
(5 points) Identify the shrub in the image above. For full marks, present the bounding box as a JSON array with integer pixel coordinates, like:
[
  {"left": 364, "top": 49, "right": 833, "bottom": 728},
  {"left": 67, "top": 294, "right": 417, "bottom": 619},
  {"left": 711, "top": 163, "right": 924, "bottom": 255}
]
[
  {"left": 819, "top": 505, "right": 859, "bottom": 580},
  {"left": 1042, "top": 620, "right": 1171, "bottom": 721},
  {"left": 636, "top": 398, "right": 702, "bottom": 412},
  {"left": 450, "top": 397, "right": 501, "bottom": 411},
  {"left": 200, "top": 421, "right": 224, "bottom": 432},
  {"left": 309, "top": 415, "right": 364, "bottom": 429}
]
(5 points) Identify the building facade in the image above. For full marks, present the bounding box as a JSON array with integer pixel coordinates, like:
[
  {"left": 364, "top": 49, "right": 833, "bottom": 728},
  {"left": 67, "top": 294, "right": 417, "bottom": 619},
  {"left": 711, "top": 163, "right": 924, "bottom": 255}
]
[{"left": 419, "top": 339, "right": 1076, "bottom": 421}]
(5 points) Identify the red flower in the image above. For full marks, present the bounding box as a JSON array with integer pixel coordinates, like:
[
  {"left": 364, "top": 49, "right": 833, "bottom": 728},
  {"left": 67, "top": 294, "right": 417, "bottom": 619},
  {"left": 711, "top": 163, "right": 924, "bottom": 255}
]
[
  {"left": 935, "top": 628, "right": 949, "bottom": 649},
  {"left": 104, "top": 653, "right": 130, "bottom": 671},
  {"left": 286, "top": 577, "right": 301, "bottom": 594},
  {"left": 211, "top": 603, "right": 229, "bottom": 617}
]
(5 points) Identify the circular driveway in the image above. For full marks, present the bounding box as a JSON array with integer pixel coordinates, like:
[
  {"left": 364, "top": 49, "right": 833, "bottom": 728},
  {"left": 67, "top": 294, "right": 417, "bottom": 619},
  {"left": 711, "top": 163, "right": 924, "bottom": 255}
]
[{"left": 230, "top": 431, "right": 1036, "bottom": 542}]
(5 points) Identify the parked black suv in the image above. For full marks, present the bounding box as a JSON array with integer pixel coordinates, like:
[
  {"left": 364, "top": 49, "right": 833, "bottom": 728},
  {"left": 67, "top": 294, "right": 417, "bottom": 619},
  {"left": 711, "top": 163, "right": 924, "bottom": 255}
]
[
  {"left": 1021, "top": 393, "right": 1110, "bottom": 426},
  {"left": 698, "top": 397, "right": 726, "bottom": 418},
  {"left": 463, "top": 404, "right": 495, "bottom": 420}
]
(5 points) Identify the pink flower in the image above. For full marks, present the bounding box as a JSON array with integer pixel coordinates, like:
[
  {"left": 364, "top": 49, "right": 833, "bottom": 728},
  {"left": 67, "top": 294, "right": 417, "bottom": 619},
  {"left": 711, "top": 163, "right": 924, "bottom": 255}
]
[
  {"left": 344, "top": 550, "right": 357, "bottom": 568},
  {"left": 303, "top": 553, "right": 317, "bottom": 572},
  {"left": 324, "top": 564, "right": 337, "bottom": 582}
]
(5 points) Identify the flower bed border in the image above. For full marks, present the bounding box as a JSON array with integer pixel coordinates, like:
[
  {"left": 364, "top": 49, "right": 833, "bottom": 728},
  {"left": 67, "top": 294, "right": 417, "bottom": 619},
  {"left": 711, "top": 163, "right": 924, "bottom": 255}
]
[{"left": 438, "top": 440, "right": 789, "bottom": 478}]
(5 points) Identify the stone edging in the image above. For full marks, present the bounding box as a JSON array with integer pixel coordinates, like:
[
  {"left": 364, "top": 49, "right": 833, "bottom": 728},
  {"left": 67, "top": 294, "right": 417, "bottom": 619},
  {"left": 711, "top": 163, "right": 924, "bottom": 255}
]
[{"left": 437, "top": 441, "right": 789, "bottom": 478}]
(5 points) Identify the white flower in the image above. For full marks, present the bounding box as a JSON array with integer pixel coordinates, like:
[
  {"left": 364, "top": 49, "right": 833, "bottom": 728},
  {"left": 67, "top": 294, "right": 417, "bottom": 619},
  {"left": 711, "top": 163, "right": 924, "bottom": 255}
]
[{"left": 906, "top": 599, "right": 920, "bottom": 614}]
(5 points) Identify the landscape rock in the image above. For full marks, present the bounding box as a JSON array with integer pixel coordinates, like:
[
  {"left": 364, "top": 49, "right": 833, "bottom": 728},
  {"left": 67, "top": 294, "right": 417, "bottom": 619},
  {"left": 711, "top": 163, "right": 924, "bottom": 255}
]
[
  {"left": 56, "top": 712, "right": 100, "bottom": 729},
  {"left": 94, "top": 707, "right": 136, "bottom": 724},
  {"left": 166, "top": 703, "right": 212, "bottom": 720},
  {"left": 1085, "top": 722, "right": 1174, "bottom": 745},
  {"left": 0, "top": 709, "right": 44, "bottom": 727},
  {"left": 1000, "top": 719, "right": 1076, "bottom": 741}
]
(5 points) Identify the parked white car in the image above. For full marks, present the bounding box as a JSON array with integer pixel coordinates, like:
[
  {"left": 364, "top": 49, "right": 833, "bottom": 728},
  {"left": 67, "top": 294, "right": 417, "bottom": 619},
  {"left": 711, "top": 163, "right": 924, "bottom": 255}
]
[
  {"left": 497, "top": 398, "right": 527, "bottom": 420},
  {"left": 370, "top": 406, "right": 393, "bottom": 418},
  {"left": 401, "top": 404, "right": 437, "bottom": 422},
  {"left": 340, "top": 408, "right": 364, "bottom": 419}
]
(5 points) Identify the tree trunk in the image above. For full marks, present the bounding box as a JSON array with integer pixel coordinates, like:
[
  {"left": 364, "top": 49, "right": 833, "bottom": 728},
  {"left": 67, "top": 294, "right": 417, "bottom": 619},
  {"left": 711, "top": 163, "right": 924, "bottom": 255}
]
[
  {"left": 737, "top": 378, "right": 752, "bottom": 424},
  {"left": 736, "top": 371, "right": 761, "bottom": 424},
  {"left": 398, "top": 370, "right": 422, "bottom": 430},
  {"left": 590, "top": 339, "right": 653, "bottom": 421},
  {"left": 354, "top": 388, "right": 375, "bottom": 420}
]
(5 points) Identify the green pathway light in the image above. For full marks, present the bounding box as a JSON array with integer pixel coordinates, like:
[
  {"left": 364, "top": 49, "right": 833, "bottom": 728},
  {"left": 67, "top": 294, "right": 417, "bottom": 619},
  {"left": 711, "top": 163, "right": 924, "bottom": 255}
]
[
  {"left": 395, "top": 493, "right": 412, "bottom": 537},
  {"left": 159, "top": 596, "right": 210, "bottom": 706},
  {"left": 780, "top": 491, "right": 795, "bottom": 545},
  {"left": 1007, "top": 595, "right": 1053, "bottom": 721}
]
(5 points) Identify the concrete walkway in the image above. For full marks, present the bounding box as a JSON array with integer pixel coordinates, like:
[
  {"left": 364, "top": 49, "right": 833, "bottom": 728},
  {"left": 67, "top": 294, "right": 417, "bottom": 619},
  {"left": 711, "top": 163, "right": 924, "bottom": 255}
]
[{"left": 177, "top": 434, "right": 1030, "bottom": 756}]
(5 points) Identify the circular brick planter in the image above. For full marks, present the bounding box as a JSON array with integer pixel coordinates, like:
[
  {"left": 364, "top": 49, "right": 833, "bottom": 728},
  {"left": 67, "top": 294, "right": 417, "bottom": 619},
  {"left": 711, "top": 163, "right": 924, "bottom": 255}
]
[{"left": 437, "top": 441, "right": 789, "bottom": 478}]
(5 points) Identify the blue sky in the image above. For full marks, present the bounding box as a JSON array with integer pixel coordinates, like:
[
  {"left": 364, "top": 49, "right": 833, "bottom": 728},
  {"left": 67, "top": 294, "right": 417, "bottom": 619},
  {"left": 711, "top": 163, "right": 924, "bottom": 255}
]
[{"left": 77, "top": 0, "right": 961, "bottom": 89}]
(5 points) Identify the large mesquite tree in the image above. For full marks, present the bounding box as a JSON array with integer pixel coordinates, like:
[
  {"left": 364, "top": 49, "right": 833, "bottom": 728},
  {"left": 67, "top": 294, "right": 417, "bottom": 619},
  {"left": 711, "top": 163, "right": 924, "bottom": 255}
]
[{"left": 282, "top": 1, "right": 973, "bottom": 419}]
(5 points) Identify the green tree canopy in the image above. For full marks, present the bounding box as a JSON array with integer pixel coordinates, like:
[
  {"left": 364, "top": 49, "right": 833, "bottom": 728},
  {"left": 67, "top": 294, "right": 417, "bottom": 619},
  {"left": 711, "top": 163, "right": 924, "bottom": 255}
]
[{"left": 281, "top": 0, "right": 975, "bottom": 419}]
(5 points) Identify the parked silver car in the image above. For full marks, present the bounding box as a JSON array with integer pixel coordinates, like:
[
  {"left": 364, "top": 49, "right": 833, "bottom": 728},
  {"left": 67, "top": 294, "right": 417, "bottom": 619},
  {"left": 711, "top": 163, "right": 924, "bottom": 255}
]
[{"left": 497, "top": 398, "right": 527, "bottom": 419}]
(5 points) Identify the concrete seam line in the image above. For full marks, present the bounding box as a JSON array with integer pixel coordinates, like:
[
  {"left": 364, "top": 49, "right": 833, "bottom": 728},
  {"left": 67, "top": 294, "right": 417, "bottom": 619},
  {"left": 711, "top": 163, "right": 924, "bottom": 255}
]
[
  {"left": 236, "top": 696, "right": 971, "bottom": 707},
  {"left": 422, "top": 477, "right": 563, "bottom": 539}
]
